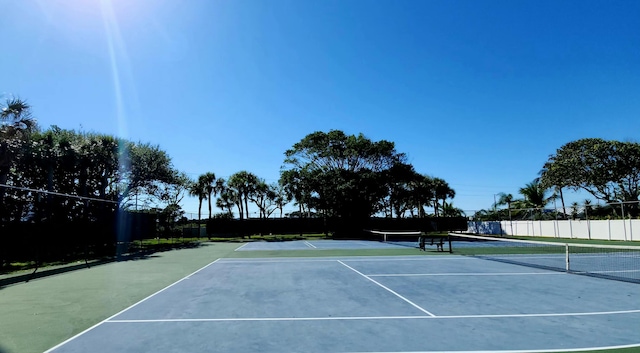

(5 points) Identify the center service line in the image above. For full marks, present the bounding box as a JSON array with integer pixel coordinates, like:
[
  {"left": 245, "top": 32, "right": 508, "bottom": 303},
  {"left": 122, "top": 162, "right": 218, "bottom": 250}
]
[{"left": 337, "top": 260, "right": 436, "bottom": 317}]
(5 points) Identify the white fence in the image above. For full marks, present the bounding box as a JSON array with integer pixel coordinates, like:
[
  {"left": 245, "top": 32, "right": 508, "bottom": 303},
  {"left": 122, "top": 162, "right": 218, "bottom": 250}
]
[{"left": 467, "top": 219, "right": 639, "bottom": 241}]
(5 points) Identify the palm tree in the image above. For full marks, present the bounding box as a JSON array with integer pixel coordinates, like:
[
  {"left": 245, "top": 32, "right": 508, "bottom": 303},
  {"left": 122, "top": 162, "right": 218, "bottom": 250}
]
[
  {"left": 228, "top": 171, "right": 259, "bottom": 219},
  {"left": 433, "top": 177, "right": 455, "bottom": 217},
  {"left": 0, "top": 98, "right": 37, "bottom": 138},
  {"left": 494, "top": 192, "right": 516, "bottom": 234},
  {"left": 571, "top": 201, "right": 580, "bottom": 220},
  {"left": 495, "top": 193, "right": 515, "bottom": 220},
  {"left": 200, "top": 172, "right": 216, "bottom": 220},
  {"left": 519, "top": 180, "right": 551, "bottom": 219},
  {"left": 583, "top": 199, "right": 592, "bottom": 220},
  {"left": 189, "top": 176, "right": 208, "bottom": 223},
  {"left": 1, "top": 98, "right": 37, "bottom": 204},
  {"left": 441, "top": 201, "right": 465, "bottom": 217},
  {"left": 216, "top": 190, "right": 235, "bottom": 217},
  {"left": 539, "top": 163, "right": 570, "bottom": 220}
]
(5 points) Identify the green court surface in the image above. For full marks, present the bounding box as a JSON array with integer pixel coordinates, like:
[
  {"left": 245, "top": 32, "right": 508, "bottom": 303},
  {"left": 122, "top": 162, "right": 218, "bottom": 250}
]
[
  {"left": 1, "top": 241, "right": 639, "bottom": 353},
  {"left": 0, "top": 243, "right": 239, "bottom": 353},
  {"left": 2, "top": 243, "right": 424, "bottom": 353}
]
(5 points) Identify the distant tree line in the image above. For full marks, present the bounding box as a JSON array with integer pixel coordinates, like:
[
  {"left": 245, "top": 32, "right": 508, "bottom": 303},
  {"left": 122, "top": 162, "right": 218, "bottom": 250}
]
[
  {"left": 190, "top": 130, "right": 463, "bottom": 234},
  {"left": 1, "top": 99, "right": 461, "bottom": 233},
  {"left": 474, "top": 138, "right": 640, "bottom": 221},
  {"left": 0, "top": 99, "right": 185, "bottom": 224}
]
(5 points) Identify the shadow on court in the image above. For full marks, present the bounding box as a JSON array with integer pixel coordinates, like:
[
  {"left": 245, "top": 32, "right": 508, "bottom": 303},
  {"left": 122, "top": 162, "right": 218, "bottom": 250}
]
[{"left": 0, "top": 242, "right": 212, "bottom": 288}]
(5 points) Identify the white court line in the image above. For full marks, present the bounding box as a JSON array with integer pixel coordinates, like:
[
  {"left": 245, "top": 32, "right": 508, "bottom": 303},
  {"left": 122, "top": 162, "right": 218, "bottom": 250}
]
[
  {"left": 337, "top": 260, "right": 436, "bottom": 317},
  {"left": 43, "top": 258, "right": 222, "bottom": 353},
  {"left": 304, "top": 241, "right": 317, "bottom": 248},
  {"left": 106, "top": 308, "right": 640, "bottom": 323},
  {"left": 218, "top": 256, "right": 471, "bottom": 263},
  {"left": 341, "top": 342, "right": 640, "bottom": 353},
  {"left": 233, "top": 243, "right": 250, "bottom": 251},
  {"left": 367, "top": 272, "right": 565, "bottom": 277}
]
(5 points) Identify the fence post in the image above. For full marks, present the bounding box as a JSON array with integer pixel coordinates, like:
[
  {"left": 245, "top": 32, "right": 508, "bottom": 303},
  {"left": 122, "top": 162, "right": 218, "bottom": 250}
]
[
  {"left": 586, "top": 208, "right": 591, "bottom": 240},
  {"left": 569, "top": 218, "right": 574, "bottom": 239},
  {"left": 622, "top": 203, "right": 628, "bottom": 241}
]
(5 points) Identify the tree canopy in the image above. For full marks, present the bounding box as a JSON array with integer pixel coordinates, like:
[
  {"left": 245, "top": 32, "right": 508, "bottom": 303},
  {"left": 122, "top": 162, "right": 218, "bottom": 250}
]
[
  {"left": 281, "top": 130, "right": 453, "bottom": 231},
  {"left": 1, "top": 126, "right": 184, "bottom": 222},
  {"left": 540, "top": 138, "right": 640, "bottom": 205}
]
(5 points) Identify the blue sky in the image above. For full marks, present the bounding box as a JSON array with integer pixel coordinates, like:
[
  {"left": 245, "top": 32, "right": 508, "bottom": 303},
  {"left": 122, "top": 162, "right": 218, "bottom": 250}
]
[{"left": 2, "top": 0, "right": 639, "bottom": 216}]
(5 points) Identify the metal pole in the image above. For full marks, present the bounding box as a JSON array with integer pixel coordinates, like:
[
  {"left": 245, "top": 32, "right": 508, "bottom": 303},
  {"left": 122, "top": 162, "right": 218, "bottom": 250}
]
[{"left": 565, "top": 243, "right": 570, "bottom": 272}]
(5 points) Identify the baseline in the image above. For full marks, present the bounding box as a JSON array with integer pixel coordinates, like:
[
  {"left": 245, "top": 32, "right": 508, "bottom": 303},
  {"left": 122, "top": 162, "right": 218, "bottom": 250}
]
[
  {"left": 338, "top": 343, "right": 640, "bottom": 353},
  {"left": 367, "top": 272, "right": 566, "bottom": 277},
  {"left": 105, "top": 308, "right": 640, "bottom": 323},
  {"left": 218, "top": 256, "right": 471, "bottom": 263}
]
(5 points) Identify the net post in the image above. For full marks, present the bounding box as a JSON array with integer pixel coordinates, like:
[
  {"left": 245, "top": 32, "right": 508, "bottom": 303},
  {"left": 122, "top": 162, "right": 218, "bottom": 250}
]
[
  {"left": 565, "top": 243, "right": 570, "bottom": 272},
  {"left": 448, "top": 234, "right": 452, "bottom": 253},
  {"left": 384, "top": 233, "right": 387, "bottom": 242}
]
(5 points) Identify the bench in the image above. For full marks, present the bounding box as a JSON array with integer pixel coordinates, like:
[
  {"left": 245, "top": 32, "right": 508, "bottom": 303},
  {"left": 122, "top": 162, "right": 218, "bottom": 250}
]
[{"left": 419, "top": 236, "right": 446, "bottom": 252}]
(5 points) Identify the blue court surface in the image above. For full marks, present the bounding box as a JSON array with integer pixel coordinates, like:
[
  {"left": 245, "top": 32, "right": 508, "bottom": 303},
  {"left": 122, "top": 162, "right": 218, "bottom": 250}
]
[
  {"left": 235, "top": 239, "right": 421, "bottom": 251},
  {"left": 45, "top": 254, "right": 640, "bottom": 353}
]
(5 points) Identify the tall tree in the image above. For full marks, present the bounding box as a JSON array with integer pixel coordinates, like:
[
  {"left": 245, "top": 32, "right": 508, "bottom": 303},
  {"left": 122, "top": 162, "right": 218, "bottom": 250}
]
[
  {"left": 248, "top": 179, "right": 277, "bottom": 218},
  {"left": 518, "top": 179, "right": 551, "bottom": 219},
  {"left": 441, "top": 201, "right": 465, "bottom": 217},
  {"left": 272, "top": 182, "right": 291, "bottom": 218},
  {"left": 189, "top": 176, "right": 208, "bottom": 222},
  {"left": 540, "top": 138, "right": 640, "bottom": 215},
  {"left": 121, "top": 142, "right": 180, "bottom": 206},
  {"left": 495, "top": 192, "right": 515, "bottom": 220},
  {"left": 228, "top": 171, "right": 259, "bottom": 219},
  {"left": 433, "top": 177, "right": 455, "bottom": 217},
  {"left": 410, "top": 175, "right": 435, "bottom": 218},
  {"left": 158, "top": 171, "right": 191, "bottom": 207},
  {"left": 282, "top": 130, "right": 408, "bottom": 232},
  {"left": 0, "top": 98, "right": 37, "bottom": 206},
  {"left": 383, "top": 163, "right": 420, "bottom": 218},
  {"left": 519, "top": 180, "right": 550, "bottom": 208},
  {"left": 216, "top": 189, "right": 238, "bottom": 218},
  {"left": 200, "top": 172, "right": 217, "bottom": 219},
  {"left": 280, "top": 169, "right": 313, "bottom": 218}
]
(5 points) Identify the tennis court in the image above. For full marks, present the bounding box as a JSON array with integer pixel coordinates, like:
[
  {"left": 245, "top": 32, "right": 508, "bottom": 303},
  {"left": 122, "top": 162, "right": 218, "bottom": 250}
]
[
  {"left": 235, "top": 239, "right": 423, "bottom": 251},
  {"left": 44, "top": 250, "right": 640, "bottom": 352}
]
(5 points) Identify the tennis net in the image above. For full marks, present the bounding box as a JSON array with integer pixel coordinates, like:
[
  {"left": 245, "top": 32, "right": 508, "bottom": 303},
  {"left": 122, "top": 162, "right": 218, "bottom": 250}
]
[
  {"left": 449, "top": 233, "right": 640, "bottom": 284},
  {"left": 365, "top": 229, "right": 451, "bottom": 252}
]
